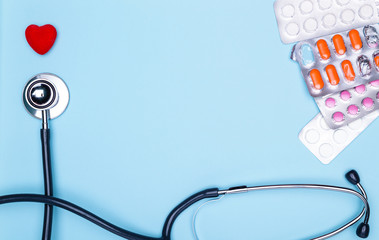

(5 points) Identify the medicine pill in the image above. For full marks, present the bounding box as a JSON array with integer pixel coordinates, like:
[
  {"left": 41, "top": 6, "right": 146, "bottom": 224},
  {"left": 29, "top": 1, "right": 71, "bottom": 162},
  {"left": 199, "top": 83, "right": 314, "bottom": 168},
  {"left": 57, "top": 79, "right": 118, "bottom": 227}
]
[
  {"left": 333, "top": 35, "right": 346, "bottom": 55},
  {"left": 316, "top": 80, "right": 379, "bottom": 129},
  {"left": 310, "top": 69, "right": 324, "bottom": 90},
  {"left": 317, "top": 39, "right": 331, "bottom": 60},
  {"left": 325, "top": 65, "right": 340, "bottom": 85},
  {"left": 349, "top": 29, "right": 363, "bottom": 50},
  {"left": 341, "top": 60, "right": 355, "bottom": 81}
]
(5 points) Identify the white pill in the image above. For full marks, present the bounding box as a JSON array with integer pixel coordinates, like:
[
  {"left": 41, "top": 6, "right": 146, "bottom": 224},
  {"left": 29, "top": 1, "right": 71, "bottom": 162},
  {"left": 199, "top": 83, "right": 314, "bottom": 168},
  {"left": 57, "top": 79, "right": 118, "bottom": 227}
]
[
  {"left": 318, "top": 0, "right": 333, "bottom": 10},
  {"left": 348, "top": 118, "right": 363, "bottom": 130},
  {"left": 282, "top": 4, "right": 295, "bottom": 18},
  {"left": 319, "top": 143, "right": 334, "bottom": 158},
  {"left": 304, "top": 18, "right": 318, "bottom": 33},
  {"left": 359, "top": 5, "right": 374, "bottom": 20},
  {"left": 333, "top": 130, "right": 348, "bottom": 144},
  {"left": 341, "top": 9, "right": 356, "bottom": 24},
  {"left": 336, "top": 0, "right": 351, "bottom": 6},
  {"left": 300, "top": 0, "right": 314, "bottom": 14},
  {"left": 323, "top": 14, "right": 337, "bottom": 28},
  {"left": 286, "top": 22, "right": 300, "bottom": 36},
  {"left": 305, "top": 129, "right": 320, "bottom": 144}
]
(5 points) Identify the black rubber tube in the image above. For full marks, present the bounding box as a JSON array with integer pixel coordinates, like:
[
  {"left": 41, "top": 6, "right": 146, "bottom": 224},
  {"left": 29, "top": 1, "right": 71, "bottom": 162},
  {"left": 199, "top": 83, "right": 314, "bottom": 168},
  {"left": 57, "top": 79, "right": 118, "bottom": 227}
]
[
  {"left": 41, "top": 129, "right": 53, "bottom": 240},
  {"left": 0, "top": 189, "right": 219, "bottom": 240},
  {"left": 162, "top": 188, "right": 219, "bottom": 239}
]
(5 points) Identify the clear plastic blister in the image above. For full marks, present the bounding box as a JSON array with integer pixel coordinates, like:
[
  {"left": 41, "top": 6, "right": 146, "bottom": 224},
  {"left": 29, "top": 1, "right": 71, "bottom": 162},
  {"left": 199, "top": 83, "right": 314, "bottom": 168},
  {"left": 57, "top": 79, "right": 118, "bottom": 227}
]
[
  {"left": 274, "top": 0, "right": 379, "bottom": 44},
  {"left": 299, "top": 111, "right": 379, "bottom": 164},
  {"left": 315, "top": 80, "right": 379, "bottom": 129},
  {"left": 292, "top": 25, "right": 379, "bottom": 98}
]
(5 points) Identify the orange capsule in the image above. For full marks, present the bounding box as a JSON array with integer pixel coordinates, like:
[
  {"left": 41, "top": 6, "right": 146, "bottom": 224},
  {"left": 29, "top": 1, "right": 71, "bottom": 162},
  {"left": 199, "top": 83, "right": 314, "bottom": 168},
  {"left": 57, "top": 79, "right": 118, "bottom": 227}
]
[
  {"left": 310, "top": 69, "right": 324, "bottom": 90},
  {"left": 333, "top": 35, "right": 346, "bottom": 55},
  {"left": 374, "top": 56, "right": 379, "bottom": 68},
  {"left": 341, "top": 60, "right": 355, "bottom": 81},
  {"left": 317, "top": 39, "right": 331, "bottom": 60},
  {"left": 349, "top": 29, "right": 362, "bottom": 50},
  {"left": 325, "top": 65, "right": 340, "bottom": 86}
]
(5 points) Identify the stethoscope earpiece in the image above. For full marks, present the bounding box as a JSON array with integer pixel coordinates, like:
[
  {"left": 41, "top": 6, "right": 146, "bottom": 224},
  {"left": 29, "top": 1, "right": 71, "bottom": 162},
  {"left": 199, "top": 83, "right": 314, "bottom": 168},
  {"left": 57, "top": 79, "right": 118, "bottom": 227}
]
[
  {"left": 357, "top": 223, "right": 370, "bottom": 239},
  {"left": 23, "top": 73, "right": 69, "bottom": 120},
  {"left": 346, "top": 170, "right": 361, "bottom": 185}
]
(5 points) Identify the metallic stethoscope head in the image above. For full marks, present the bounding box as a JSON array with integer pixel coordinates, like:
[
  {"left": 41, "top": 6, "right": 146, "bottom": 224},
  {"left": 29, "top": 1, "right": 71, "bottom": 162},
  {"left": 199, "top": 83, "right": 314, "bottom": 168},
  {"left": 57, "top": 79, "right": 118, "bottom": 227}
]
[{"left": 23, "top": 73, "right": 69, "bottom": 122}]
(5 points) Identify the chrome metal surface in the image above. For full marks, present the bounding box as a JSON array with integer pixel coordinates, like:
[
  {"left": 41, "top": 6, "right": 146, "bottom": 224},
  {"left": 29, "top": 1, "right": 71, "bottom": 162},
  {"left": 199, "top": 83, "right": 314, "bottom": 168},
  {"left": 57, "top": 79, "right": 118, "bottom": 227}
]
[
  {"left": 42, "top": 111, "right": 49, "bottom": 130},
  {"left": 218, "top": 184, "right": 368, "bottom": 240},
  {"left": 23, "top": 73, "right": 69, "bottom": 120}
]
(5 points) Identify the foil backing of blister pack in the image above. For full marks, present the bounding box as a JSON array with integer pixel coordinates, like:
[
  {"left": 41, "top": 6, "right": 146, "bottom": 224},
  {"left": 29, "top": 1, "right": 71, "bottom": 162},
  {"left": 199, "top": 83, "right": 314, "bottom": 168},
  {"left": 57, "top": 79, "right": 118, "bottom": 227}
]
[
  {"left": 315, "top": 80, "right": 379, "bottom": 129},
  {"left": 274, "top": 0, "right": 379, "bottom": 44},
  {"left": 292, "top": 24, "right": 379, "bottom": 98}
]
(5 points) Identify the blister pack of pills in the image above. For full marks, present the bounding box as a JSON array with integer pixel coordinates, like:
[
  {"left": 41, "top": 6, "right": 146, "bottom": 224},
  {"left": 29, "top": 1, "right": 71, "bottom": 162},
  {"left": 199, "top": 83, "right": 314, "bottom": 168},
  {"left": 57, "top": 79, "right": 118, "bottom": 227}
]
[
  {"left": 274, "top": 0, "right": 379, "bottom": 44},
  {"left": 292, "top": 25, "right": 379, "bottom": 98},
  {"left": 315, "top": 80, "right": 379, "bottom": 129},
  {"left": 299, "top": 111, "right": 379, "bottom": 164}
]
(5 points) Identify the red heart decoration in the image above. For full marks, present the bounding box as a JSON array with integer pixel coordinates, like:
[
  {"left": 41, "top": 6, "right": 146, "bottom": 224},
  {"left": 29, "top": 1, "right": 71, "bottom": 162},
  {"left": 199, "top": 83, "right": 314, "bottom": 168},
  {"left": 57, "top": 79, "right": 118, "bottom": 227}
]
[{"left": 25, "top": 24, "right": 57, "bottom": 55}]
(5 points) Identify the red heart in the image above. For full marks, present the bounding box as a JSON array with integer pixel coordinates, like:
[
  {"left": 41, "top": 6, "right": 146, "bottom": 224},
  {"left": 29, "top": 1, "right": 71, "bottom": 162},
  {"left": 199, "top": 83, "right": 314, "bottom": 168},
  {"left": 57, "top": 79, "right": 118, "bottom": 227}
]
[{"left": 25, "top": 24, "right": 57, "bottom": 55}]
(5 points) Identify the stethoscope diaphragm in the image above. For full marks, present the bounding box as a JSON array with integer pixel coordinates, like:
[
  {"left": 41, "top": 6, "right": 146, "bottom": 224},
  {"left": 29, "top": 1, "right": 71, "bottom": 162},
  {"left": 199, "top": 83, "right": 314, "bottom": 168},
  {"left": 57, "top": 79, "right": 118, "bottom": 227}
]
[{"left": 23, "top": 73, "right": 69, "bottom": 120}]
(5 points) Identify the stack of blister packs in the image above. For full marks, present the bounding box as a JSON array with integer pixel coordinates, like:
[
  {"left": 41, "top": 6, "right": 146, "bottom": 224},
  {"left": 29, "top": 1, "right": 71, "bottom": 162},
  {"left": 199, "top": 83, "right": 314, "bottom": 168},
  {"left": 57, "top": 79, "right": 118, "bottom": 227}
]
[{"left": 274, "top": 0, "right": 379, "bottom": 164}]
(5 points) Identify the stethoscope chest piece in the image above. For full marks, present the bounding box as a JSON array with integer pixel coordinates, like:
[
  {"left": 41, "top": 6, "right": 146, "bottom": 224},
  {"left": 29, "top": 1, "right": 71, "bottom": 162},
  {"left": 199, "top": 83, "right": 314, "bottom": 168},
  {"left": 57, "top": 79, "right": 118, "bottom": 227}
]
[{"left": 23, "top": 73, "right": 69, "bottom": 119}]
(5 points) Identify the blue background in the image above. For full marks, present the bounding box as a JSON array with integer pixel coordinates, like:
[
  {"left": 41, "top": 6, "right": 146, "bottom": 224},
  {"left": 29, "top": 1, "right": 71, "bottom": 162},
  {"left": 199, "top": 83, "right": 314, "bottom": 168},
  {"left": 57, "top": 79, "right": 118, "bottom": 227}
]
[{"left": 0, "top": 0, "right": 377, "bottom": 239}]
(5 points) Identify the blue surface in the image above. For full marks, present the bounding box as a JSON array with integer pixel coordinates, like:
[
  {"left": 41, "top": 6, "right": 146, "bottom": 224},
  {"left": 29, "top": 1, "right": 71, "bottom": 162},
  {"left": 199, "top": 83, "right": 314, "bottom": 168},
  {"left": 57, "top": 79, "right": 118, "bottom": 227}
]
[{"left": 0, "top": 1, "right": 377, "bottom": 239}]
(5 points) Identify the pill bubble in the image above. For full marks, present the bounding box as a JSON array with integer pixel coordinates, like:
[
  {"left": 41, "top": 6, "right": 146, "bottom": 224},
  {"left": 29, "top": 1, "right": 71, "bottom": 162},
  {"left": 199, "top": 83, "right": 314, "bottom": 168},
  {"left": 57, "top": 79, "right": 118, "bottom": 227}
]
[
  {"left": 282, "top": 4, "right": 295, "bottom": 18},
  {"left": 364, "top": 26, "right": 379, "bottom": 48},
  {"left": 357, "top": 55, "right": 372, "bottom": 77},
  {"left": 334, "top": 130, "right": 348, "bottom": 144},
  {"left": 320, "top": 117, "right": 330, "bottom": 130},
  {"left": 301, "top": 44, "right": 315, "bottom": 66},
  {"left": 348, "top": 118, "right": 363, "bottom": 130},
  {"left": 370, "top": 80, "right": 379, "bottom": 87},
  {"left": 337, "top": 0, "right": 351, "bottom": 6},
  {"left": 319, "top": 143, "right": 334, "bottom": 158},
  {"left": 340, "top": 90, "right": 351, "bottom": 101},
  {"left": 300, "top": 0, "right": 314, "bottom": 14},
  {"left": 348, "top": 105, "right": 359, "bottom": 115},
  {"left": 355, "top": 85, "right": 366, "bottom": 94},
  {"left": 333, "top": 112, "right": 345, "bottom": 122},
  {"left": 359, "top": 5, "right": 374, "bottom": 20},
  {"left": 323, "top": 14, "right": 337, "bottom": 28},
  {"left": 318, "top": 0, "right": 333, "bottom": 10},
  {"left": 362, "top": 97, "right": 374, "bottom": 109},
  {"left": 286, "top": 23, "right": 300, "bottom": 36},
  {"left": 325, "top": 98, "right": 336, "bottom": 108},
  {"left": 341, "top": 9, "right": 356, "bottom": 24},
  {"left": 304, "top": 18, "right": 318, "bottom": 33},
  {"left": 305, "top": 129, "right": 320, "bottom": 144}
]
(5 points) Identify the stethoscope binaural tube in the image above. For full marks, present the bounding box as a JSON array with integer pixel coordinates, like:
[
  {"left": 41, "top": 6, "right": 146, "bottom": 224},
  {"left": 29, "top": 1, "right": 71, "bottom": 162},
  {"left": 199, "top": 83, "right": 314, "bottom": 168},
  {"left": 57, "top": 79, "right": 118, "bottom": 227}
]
[{"left": 0, "top": 170, "right": 370, "bottom": 240}]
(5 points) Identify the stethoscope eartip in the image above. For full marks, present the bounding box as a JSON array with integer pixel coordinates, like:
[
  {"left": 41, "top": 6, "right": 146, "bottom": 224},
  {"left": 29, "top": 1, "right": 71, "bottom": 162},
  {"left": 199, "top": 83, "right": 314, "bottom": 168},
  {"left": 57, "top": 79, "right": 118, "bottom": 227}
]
[
  {"left": 356, "top": 222, "right": 370, "bottom": 238},
  {"left": 346, "top": 170, "right": 361, "bottom": 185}
]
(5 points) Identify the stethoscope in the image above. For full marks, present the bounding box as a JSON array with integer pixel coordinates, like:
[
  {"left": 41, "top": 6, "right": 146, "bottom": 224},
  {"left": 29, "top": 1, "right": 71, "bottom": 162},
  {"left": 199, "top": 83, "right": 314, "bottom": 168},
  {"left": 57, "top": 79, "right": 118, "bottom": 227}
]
[{"left": 1, "top": 73, "right": 370, "bottom": 240}]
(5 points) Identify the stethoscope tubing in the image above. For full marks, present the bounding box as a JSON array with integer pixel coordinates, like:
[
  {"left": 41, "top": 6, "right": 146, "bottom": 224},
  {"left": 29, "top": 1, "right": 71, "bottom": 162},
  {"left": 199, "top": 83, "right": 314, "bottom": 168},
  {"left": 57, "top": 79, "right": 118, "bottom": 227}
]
[
  {"left": 0, "top": 183, "right": 368, "bottom": 240},
  {"left": 219, "top": 184, "right": 369, "bottom": 240}
]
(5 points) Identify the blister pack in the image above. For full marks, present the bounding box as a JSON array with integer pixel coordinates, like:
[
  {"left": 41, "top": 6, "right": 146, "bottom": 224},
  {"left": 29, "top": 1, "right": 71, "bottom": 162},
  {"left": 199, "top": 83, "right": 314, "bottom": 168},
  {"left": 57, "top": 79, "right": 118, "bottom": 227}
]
[
  {"left": 315, "top": 80, "right": 379, "bottom": 129},
  {"left": 292, "top": 25, "right": 379, "bottom": 98},
  {"left": 274, "top": 0, "right": 379, "bottom": 44},
  {"left": 299, "top": 111, "right": 379, "bottom": 164}
]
